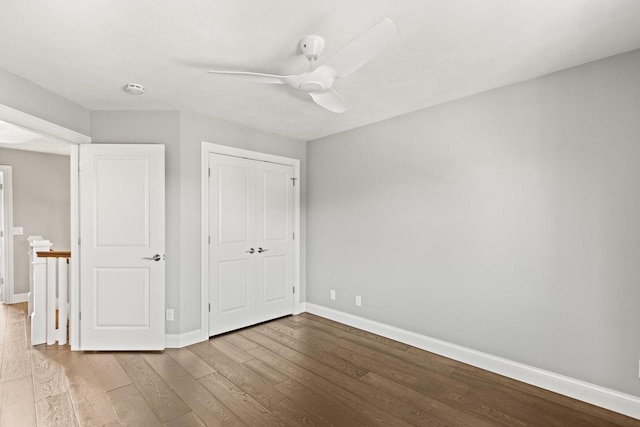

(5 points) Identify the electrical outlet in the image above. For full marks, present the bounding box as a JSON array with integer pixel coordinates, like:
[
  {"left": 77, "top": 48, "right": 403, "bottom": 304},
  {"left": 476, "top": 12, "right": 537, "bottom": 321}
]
[
  {"left": 166, "top": 309, "right": 174, "bottom": 321},
  {"left": 330, "top": 290, "right": 336, "bottom": 300},
  {"left": 355, "top": 295, "right": 362, "bottom": 307}
]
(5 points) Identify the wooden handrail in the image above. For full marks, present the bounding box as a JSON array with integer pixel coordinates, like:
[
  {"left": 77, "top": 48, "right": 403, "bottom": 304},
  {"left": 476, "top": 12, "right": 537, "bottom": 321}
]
[{"left": 37, "top": 251, "right": 71, "bottom": 259}]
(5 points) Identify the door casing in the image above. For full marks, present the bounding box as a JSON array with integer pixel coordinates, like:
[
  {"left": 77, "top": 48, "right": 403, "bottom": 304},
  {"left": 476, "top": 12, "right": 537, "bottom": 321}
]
[
  {"left": 201, "top": 141, "right": 302, "bottom": 340},
  {"left": 0, "top": 166, "right": 13, "bottom": 303}
]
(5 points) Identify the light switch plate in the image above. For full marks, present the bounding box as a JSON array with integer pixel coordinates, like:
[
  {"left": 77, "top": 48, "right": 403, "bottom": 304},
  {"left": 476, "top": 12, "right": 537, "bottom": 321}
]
[{"left": 12, "top": 227, "right": 23, "bottom": 236}]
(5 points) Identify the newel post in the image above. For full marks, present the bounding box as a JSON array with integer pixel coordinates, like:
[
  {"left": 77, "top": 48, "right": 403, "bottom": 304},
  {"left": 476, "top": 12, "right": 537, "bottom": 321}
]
[
  {"left": 26, "top": 235, "right": 43, "bottom": 318},
  {"left": 30, "top": 239, "right": 52, "bottom": 346}
]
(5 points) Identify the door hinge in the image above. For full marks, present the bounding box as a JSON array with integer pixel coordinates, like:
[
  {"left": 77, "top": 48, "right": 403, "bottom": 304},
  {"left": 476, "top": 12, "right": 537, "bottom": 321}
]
[
  {"left": 78, "top": 162, "right": 81, "bottom": 171},
  {"left": 293, "top": 286, "right": 295, "bottom": 294},
  {"left": 208, "top": 167, "right": 211, "bottom": 178},
  {"left": 293, "top": 232, "right": 295, "bottom": 240},
  {"left": 208, "top": 235, "right": 211, "bottom": 245},
  {"left": 0, "top": 278, "right": 4, "bottom": 285},
  {"left": 0, "top": 230, "right": 3, "bottom": 238},
  {"left": 208, "top": 303, "right": 211, "bottom": 312},
  {"left": 77, "top": 237, "right": 81, "bottom": 245},
  {"left": 291, "top": 177, "right": 297, "bottom": 186},
  {"left": 0, "top": 183, "right": 3, "bottom": 190},
  {"left": 79, "top": 312, "right": 81, "bottom": 320}
]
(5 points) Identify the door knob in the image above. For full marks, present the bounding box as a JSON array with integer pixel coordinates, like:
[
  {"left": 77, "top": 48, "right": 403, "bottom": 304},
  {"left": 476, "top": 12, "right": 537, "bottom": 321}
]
[
  {"left": 246, "top": 248, "right": 255, "bottom": 254},
  {"left": 143, "top": 254, "right": 161, "bottom": 261},
  {"left": 257, "top": 247, "right": 269, "bottom": 253}
]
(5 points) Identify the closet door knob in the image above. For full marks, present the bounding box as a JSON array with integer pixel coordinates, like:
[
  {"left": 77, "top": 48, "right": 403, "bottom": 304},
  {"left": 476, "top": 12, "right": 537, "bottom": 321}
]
[
  {"left": 257, "top": 247, "right": 269, "bottom": 253},
  {"left": 246, "top": 248, "right": 255, "bottom": 254}
]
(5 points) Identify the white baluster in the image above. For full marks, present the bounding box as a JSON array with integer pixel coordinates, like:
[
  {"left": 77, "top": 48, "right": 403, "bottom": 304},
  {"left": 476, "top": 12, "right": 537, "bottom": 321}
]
[
  {"left": 57, "top": 258, "right": 68, "bottom": 345},
  {"left": 46, "top": 257, "right": 56, "bottom": 345}
]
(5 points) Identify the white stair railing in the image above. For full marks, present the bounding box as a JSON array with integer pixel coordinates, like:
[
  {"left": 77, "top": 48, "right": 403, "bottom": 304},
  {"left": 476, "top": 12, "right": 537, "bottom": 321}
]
[{"left": 31, "top": 243, "right": 70, "bottom": 346}]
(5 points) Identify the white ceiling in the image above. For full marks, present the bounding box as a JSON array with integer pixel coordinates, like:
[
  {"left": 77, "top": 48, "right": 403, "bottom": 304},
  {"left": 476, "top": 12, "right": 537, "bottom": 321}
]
[{"left": 1, "top": 0, "right": 640, "bottom": 141}]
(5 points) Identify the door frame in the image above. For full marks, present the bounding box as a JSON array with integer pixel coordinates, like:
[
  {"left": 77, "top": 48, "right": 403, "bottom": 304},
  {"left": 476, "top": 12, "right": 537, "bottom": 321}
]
[
  {"left": 201, "top": 141, "right": 302, "bottom": 340},
  {"left": 0, "top": 104, "right": 91, "bottom": 349},
  {"left": 0, "top": 165, "right": 13, "bottom": 303}
]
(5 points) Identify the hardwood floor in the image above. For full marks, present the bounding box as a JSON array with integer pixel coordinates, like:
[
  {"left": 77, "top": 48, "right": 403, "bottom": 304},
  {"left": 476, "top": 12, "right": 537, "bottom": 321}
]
[{"left": 0, "top": 302, "right": 638, "bottom": 426}]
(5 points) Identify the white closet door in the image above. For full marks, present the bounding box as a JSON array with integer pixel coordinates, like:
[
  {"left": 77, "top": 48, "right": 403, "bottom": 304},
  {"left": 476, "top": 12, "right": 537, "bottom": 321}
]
[
  {"left": 255, "top": 161, "right": 294, "bottom": 323},
  {"left": 209, "top": 154, "right": 257, "bottom": 336},
  {"left": 208, "top": 153, "right": 295, "bottom": 336}
]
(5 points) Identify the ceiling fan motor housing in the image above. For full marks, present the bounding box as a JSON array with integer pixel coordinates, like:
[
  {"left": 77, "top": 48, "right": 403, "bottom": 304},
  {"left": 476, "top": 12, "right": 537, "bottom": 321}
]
[
  {"left": 299, "top": 35, "right": 325, "bottom": 61},
  {"left": 299, "top": 81, "right": 325, "bottom": 92}
]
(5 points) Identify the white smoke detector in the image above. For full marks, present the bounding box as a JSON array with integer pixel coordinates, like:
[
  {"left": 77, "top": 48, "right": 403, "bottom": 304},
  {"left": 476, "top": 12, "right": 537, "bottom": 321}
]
[{"left": 124, "top": 83, "right": 144, "bottom": 95}]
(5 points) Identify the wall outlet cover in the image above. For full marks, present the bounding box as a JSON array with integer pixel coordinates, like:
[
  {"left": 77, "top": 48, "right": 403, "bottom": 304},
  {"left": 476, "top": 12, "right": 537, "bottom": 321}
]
[
  {"left": 166, "top": 309, "right": 175, "bottom": 321},
  {"left": 355, "top": 295, "right": 362, "bottom": 307},
  {"left": 330, "top": 290, "right": 336, "bottom": 300}
]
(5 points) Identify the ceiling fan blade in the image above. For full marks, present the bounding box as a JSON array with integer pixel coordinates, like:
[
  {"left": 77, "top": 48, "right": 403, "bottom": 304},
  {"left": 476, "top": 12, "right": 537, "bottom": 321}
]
[
  {"left": 321, "top": 18, "right": 396, "bottom": 78},
  {"left": 309, "top": 90, "right": 349, "bottom": 113},
  {"left": 207, "top": 70, "right": 288, "bottom": 84}
]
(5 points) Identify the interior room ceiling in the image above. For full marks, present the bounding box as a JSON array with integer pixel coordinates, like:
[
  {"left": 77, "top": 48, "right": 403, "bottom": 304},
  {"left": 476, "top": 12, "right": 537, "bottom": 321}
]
[{"left": 1, "top": 0, "right": 640, "bottom": 141}]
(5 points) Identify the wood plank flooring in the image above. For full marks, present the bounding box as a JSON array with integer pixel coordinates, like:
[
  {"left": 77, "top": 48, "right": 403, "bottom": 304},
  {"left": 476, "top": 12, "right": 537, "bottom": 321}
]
[{"left": 0, "top": 302, "right": 638, "bottom": 426}]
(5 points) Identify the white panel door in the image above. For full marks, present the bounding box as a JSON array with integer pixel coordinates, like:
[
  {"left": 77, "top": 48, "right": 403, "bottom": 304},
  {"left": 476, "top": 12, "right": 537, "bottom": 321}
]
[
  {"left": 208, "top": 154, "right": 294, "bottom": 336},
  {"left": 209, "top": 154, "right": 257, "bottom": 335},
  {"left": 80, "top": 144, "right": 165, "bottom": 350},
  {"left": 255, "top": 161, "right": 294, "bottom": 323}
]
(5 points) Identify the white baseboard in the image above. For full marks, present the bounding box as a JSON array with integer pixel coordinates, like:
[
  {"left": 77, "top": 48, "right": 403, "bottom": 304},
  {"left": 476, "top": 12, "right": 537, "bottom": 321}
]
[
  {"left": 165, "top": 329, "right": 205, "bottom": 348},
  {"left": 11, "top": 293, "right": 28, "bottom": 303},
  {"left": 304, "top": 303, "right": 640, "bottom": 420},
  {"left": 293, "top": 302, "right": 307, "bottom": 315}
]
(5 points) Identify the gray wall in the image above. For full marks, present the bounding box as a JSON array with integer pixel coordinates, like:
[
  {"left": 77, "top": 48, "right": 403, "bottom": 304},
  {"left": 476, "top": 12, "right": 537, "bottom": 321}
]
[
  {"left": 179, "top": 112, "right": 306, "bottom": 334},
  {"left": 89, "top": 111, "right": 306, "bottom": 335},
  {"left": 0, "top": 148, "right": 70, "bottom": 295},
  {"left": 307, "top": 49, "right": 640, "bottom": 397},
  {"left": 0, "top": 67, "right": 89, "bottom": 135}
]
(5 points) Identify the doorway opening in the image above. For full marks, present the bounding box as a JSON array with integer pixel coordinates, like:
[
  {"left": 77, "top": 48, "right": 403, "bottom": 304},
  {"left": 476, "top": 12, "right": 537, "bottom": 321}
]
[{"left": 0, "top": 105, "right": 90, "bottom": 349}]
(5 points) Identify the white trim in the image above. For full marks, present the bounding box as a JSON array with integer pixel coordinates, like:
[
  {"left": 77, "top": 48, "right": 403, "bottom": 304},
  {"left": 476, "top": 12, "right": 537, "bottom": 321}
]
[
  {"left": 200, "top": 144, "right": 209, "bottom": 342},
  {"left": 0, "top": 165, "right": 14, "bottom": 304},
  {"left": 0, "top": 104, "right": 90, "bottom": 145},
  {"left": 69, "top": 145, "right": 80, "bottom": 350},
  {"left": 294, "top": 302, "right": 307, "bottom": 315},
  {"left": 201, "top": 141, "right": 302, "bottom": 340},
  {"left": 304, "top": 303, "right": 640, "bottom": 420},
  {"left": 166, "top": 329, "right": 205, "bottom": 348},
  {"left": 12, "top": 292, "right": 28, "bottom": 303}
]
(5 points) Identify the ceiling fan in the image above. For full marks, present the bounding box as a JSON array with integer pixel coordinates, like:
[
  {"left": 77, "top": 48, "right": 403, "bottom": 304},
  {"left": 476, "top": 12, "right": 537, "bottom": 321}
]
[{"left": 207, "top": 18, "right": 396, "bottom": 113}]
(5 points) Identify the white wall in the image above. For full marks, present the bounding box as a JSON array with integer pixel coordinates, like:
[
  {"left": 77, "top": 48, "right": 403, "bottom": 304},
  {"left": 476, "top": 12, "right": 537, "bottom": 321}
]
[
  {"left": 179, "top": 112, "right": 306, "bottom": 334},
  {"left": 307, "top": 49, "right": 640, "bottom": 397},
  {"left": 0, "top": 148, "right": 70, "bottom": 295},
  {"left": 0, "top": 67, "right": 89, "bottom": 135}
]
